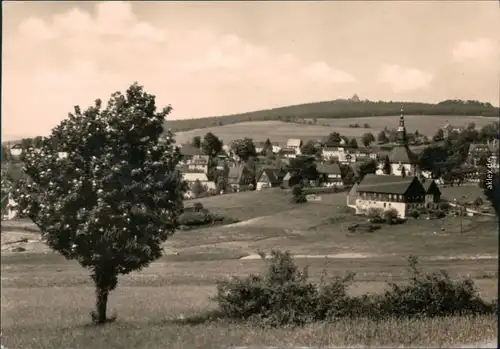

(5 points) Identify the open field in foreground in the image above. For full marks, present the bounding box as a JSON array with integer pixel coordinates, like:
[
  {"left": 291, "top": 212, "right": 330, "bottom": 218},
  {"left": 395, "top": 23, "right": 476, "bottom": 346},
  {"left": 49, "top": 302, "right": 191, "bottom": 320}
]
[
  {"left": 1, "top": 252, "right": 498, "bottom": 348},
  {"left": 2, "top": 189, "right": 498, "bottom": 347},
  {"left": 173, "top": 115, "right": 495, "bottom": 144}
]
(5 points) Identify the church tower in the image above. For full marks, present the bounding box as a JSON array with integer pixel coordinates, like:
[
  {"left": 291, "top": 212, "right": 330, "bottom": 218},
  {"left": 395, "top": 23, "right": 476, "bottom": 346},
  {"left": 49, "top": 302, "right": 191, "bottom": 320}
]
[
  {"left": 396, "top": 108, "right": 408, "bottom": 146},
  {"left": 387, "top": 106, "right": 418, "bottom": 176}
]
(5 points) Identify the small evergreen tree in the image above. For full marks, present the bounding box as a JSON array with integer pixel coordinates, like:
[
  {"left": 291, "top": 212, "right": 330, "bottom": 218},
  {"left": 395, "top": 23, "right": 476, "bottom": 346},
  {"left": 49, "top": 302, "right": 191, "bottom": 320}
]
[{"left": 382, "top": 156, "right": 391, "bottom": 175}]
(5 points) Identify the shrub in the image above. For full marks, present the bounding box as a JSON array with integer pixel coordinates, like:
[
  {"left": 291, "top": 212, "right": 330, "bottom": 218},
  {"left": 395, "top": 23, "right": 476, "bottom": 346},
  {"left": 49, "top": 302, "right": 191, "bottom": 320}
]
[
  {"left": 474, "top": 196, "right": 484, "bottom": 207},
  {"left": 383, "top": 208, "right": 399, "bottom": 224},
  {"left": 214, "top": 250, "right": 318, "bottom": 327},
  {"left": 193, "top": 202, "right": 204, "bottom": 212},
  {"left": 375, "top": 255, "right": 496, "bottom": 317},
  {"left": 366, "top": 207, "right": 383, "bottom": 219},
  {"left": 291, "top": 184, "right": 307, "bottom": 204},
  {"left": 408, "top": 209, "right": 420, "bottom": 219},
  {"left": 438, "top": 202, "right": 451, "bottom": 211},
  {"left": 178, "top": 212, "right": 213, "bottom": 226},
  {"left": 212, "top": 251, "right": 496, "bottom": 328}
]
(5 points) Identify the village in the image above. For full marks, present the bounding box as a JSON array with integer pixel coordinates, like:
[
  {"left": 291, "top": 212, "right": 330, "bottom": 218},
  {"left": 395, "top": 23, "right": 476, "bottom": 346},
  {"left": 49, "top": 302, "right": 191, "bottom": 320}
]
[{"left": 175, "top": 111, "right": 498, "bottom": 220}]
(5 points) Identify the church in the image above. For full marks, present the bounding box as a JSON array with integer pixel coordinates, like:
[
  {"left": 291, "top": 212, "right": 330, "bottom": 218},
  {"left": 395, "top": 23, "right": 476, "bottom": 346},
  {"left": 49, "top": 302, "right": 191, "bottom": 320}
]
[{"left": 385, "top": 109, "right": 419, "bottom": 176}]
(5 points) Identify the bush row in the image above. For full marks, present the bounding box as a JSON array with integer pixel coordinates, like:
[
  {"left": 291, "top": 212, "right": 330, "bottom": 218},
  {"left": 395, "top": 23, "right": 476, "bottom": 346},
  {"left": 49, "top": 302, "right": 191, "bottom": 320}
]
[{"left": 213, "top": 250, "right": 497, "bottom": 327}]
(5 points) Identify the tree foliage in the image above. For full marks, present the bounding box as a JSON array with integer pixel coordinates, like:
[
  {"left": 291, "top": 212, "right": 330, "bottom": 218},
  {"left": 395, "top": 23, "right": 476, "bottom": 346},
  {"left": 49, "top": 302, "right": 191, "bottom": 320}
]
[
  {"left": 10, "top": 83, "right": 186, "bottom": 324},
  {"left": 190, "top": 179, "right": 206, "bottom": 197},
  {"left": 324, "top": 132, "right": 342, "bottom": 146},
  {"left": 356, "top": 160, "right": 377, "bottom": 182},
  {"left": 191, "top": 136, "right": 201, "bottom": 149},
  {"left": 348, "top": 138, "right": 358, "bottom": 148},
  {"left": 201, "top": 132, "right": 223, "bottom": 157},
  {"left": 361, "top": 132, "right": 375, "bottom": 147},
  {"left": 377, "top": 131, "right": 389, "bottom": 144},
  {"left": 300, "top": 140, "right": 317, "bottom": 155},
  {"left": 382, "top": 156, "right": 391, "bottom": 175},
  {"left": 231, "top": 138, "right": 257, "bottom": 162}
]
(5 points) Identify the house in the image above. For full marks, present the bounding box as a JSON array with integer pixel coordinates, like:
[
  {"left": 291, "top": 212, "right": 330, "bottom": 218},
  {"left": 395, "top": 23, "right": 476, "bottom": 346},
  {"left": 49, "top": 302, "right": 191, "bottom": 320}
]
[
  {"left": 282, "top": 172, "right": 302, "bottom": 188},
  {"left": 387, "top": 112, "right": 419, "bottom": 176},
  {"left": 421, "top": 179, "right": 441, "bottom": 206},
  {"left": 351, "top": 174, "right": 427, "bottom": 218},
  {"left": 322, "top": 147, "right": 345, "bottom": 160},
  {"left": 281, "top": 148, "right": 297, "bottom": 159},
  {"left": 272, "top": 143, "right": 282, "bottom": 154},
  {"left": 317, "top": 163, "right": 343, "bottom": 187},
  {"left": 187, "top": 154, "right": 210, "bottom": 173},
  {"left": 467, "top": 140, "right": 499, "bottom": 172},
  {"left": 9, "top": 143, "right": 23, "bottom": 158},
  {"left": 182, "top": 172, "right": 216, "bottom": 198},
  {"left": 286, "top": 138, "right": 303, "bottom": 154},
  {"left": 256, "top": 168, "right": 282, "bottom": 190},
  {"left": 255, "top": 141, "right": 266, "bottom": 154},
  {"left": 227, "top": 165, "right": 255, "bottom": 192},
  {"left": 180, "top": 144, "right": 202, "bottom": 163}
]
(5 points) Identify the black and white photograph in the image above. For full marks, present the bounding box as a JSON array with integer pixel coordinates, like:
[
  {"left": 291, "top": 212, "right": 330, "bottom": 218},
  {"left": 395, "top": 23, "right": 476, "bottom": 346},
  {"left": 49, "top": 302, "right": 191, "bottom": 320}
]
[{"left": 1, "top": 1, "right": 499, "bottom": 348}]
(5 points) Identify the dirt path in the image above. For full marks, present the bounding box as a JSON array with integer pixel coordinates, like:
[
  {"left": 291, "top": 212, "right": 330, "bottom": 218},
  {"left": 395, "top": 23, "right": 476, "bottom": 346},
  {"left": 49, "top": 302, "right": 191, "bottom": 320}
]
[{"left": 239, "top": 253, "right": 499, "bottom": 261}]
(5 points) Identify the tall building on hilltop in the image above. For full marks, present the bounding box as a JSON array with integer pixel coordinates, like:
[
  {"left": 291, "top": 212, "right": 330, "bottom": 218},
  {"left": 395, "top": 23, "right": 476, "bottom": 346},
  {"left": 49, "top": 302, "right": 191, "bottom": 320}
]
[{"left": 387, "top": 108, "right": 419, "bottom": 176}]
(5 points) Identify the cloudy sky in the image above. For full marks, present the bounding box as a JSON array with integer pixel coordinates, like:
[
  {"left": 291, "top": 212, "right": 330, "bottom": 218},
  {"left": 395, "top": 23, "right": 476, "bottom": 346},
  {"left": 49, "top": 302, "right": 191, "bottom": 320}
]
[{"left": 2, "top": 1, "right": 499, "bottom": 140}]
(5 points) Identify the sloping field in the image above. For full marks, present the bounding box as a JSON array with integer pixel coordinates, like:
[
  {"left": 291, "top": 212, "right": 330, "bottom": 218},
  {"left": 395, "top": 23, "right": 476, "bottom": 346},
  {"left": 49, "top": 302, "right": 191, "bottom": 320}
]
[
  {"left": 317, "top": 114, "right": 495, "bottom": 135},
  {"left": 173, "top": 115, "right": 494, "bottom": 145}
]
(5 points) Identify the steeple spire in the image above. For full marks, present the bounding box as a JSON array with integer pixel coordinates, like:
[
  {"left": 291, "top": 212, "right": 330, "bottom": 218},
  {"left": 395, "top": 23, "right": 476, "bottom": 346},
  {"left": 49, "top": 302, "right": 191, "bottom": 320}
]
[{"left": 396, "top": 106, "right": 407, "bottom": 146}]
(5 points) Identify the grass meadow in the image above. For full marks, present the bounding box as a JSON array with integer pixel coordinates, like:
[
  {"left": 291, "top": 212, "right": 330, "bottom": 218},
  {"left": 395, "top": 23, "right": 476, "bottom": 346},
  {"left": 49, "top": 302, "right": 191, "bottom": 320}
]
[
  {"left": 2, "top": 187, "right": 498, "bottom": 348},
  {"left": 172, "top": 115, "right": 495, "bottom": 145}
]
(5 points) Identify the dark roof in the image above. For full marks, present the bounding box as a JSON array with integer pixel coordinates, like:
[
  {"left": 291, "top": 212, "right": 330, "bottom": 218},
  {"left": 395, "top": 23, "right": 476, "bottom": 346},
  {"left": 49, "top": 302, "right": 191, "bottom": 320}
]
[
  {"left": 180, "top": 144, "right": 202, "bottom": 157},
  {"left": 257, "top": 168, "right": 281, "bottom": 183},
  {"left": 317, "top": 163, "right": 341, "bottom": 175},
  {"left": 388, "top": 146, "right": 417, "bottom": 164},
  {"left": 357, "top": 174, "right": 421, "bottom": 195},
  {"left": 422, "top": 179, "right": 441, "bottom": 195}
]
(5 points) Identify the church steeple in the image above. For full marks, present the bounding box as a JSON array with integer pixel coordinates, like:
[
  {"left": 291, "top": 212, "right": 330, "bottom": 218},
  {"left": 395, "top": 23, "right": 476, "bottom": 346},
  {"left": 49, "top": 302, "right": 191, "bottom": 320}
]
[{"left": 396, "top": 106, "right": 407, "bottom": 146}]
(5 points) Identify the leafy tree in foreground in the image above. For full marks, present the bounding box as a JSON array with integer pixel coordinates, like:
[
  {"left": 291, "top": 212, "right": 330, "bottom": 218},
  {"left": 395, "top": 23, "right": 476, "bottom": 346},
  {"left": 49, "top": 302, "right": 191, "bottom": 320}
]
[{"left": 10, "top": 83, "right": 186, "bottom": 324}]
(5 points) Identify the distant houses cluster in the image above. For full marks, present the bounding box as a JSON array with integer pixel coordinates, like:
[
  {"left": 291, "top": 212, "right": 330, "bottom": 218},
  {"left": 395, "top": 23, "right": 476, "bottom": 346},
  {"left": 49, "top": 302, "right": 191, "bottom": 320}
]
[{"left": 2, "top": 112, "right": 499, "bottom": 220}]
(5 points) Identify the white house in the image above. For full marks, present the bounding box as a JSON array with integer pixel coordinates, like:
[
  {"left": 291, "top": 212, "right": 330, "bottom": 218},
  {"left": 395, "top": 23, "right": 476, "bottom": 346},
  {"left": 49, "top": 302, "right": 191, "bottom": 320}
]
[
  {"left": 349, "top": 174, "right": 427, "bottom": 219},
  {"left": 322, "top": 147, "right": 344, "bottom": 160},
  {"left": 281, "top": 148, "right": 297, "bottom": 158},
  {"left": 187, "top": 155, "right": 210, "bottom": 173},
  {"left": 272, "top": 143, "right": 282, "bottom": 154},
  {"left": 286, "top": 138, "right": 302, "bottom": 154},
  {"left": 183, "top": 172, "right": 216, "bottom": 190}
]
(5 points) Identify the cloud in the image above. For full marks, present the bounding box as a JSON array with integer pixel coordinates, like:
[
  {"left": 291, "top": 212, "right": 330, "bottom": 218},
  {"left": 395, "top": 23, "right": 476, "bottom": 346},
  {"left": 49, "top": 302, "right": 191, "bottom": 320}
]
[
  {"left": 3, "top": 1, "right": 358, "bottom": 140},
  {"left": 452, "top": 38, "right": 499, "bottom": 62},
  {"left": 377, "top": 64, "right": 433, "bottom": 93}
]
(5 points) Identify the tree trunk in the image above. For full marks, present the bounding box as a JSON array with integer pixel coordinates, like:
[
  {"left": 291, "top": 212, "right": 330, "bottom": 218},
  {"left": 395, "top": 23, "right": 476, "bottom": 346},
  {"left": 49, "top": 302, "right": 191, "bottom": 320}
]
[
  {"left": 95, "top": 286, "right": 109, "bottom": 324},
  {"left": 92, "top": 266, "right": 118, "bottom": 325}
]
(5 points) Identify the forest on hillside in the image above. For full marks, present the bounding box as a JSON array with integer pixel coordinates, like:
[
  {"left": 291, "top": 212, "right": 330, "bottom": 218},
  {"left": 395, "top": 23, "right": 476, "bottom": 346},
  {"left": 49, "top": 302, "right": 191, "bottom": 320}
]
[{"left": 165, "top": 98, "right": 498, "bottom": 132}]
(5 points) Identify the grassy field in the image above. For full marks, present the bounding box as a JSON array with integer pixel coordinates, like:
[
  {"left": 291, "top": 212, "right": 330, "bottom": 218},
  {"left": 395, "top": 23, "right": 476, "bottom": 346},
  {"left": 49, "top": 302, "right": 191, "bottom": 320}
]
[
  {"left": 173, "top": 115, "right": 495, "bottom": 145},
  {"left": 2, "top": 189, "right": 498, "bottom": 347}
]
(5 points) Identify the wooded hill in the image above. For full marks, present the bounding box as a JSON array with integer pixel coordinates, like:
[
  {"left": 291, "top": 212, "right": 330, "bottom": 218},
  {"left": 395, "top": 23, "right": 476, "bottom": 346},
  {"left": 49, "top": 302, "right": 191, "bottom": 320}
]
[{"left": 165, "top": 99, "right": 498, "bottom": 132}]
